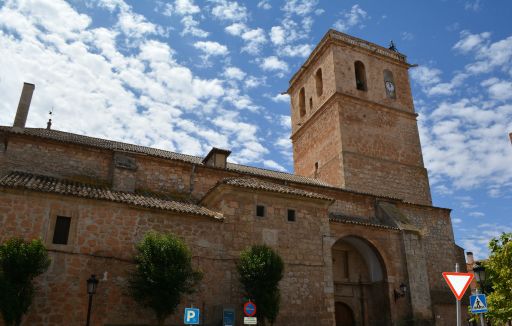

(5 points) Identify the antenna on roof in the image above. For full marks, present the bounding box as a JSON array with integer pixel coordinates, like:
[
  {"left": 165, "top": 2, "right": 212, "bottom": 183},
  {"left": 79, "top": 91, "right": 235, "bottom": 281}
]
[
  {"left": 46, "top": 107, "right": 53, "bottom": 130},
  {"left": 389, "top": 40, "right": 398, "bottom": 52}
]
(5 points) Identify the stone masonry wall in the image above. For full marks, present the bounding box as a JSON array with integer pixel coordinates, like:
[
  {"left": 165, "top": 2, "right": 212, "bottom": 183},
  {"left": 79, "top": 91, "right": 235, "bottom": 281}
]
[{"left": 0, "top": 185, "right": 335, "bottom": 326}]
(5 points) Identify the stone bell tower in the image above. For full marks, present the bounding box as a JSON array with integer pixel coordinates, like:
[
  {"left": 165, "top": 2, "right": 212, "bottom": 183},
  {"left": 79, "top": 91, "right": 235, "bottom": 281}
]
[{"left": 288, "top": 30, "right": 432, "bottom": 205}]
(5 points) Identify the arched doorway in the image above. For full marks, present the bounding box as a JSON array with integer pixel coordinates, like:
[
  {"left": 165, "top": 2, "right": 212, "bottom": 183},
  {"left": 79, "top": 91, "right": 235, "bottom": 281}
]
[
  {"left": 332, "top": 236, "right": 390, "bottom": 326},
  {"left": 335, "top": 302, "right": 355, "bottom": 326}
]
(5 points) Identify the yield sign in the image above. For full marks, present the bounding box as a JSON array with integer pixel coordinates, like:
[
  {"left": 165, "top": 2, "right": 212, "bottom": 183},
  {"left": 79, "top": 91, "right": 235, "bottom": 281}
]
[{"left": 442, "top": 272, "right": 474, "bottom": 300}]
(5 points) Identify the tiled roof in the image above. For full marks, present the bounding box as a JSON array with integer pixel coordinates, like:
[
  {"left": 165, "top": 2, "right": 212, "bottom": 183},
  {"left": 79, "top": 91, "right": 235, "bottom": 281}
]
[
  {"left": 220, "top": 177, "right": 334, "bottom": 201},
  {"left": 0, "top": 126, "right": 331, "bottom": 187},
  {"left": 0, "top": 171, "right": 223, "bottom": 221},
  {"left": 329, "top": 214, "right": 399, "bottom": 230}
]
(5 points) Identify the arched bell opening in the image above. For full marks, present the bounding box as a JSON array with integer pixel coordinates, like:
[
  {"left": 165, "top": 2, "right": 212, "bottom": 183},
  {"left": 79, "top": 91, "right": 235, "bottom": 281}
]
[{"left": 332, "top": 236, "right": 391, "bottom": 326}]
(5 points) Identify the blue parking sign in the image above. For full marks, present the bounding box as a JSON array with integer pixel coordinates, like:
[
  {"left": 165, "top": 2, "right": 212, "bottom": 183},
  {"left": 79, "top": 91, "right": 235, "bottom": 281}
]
[{"left": 184, "top": 308, "right": 200, "bottom": 325}]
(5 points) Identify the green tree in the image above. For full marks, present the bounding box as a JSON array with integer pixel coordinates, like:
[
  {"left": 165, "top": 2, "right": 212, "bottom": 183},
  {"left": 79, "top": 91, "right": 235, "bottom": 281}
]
[
  {"left": 237, "top": 245, "right": 284, "bottom": 326},
  {"left": 485, "top": 232, "right": 512, "bottom": 325},
  {"left": 129, "top": 231, "right": 202, "bottom": 326},
  {"left": 0, "top": 238, "right": 51, "bottom": 326}
]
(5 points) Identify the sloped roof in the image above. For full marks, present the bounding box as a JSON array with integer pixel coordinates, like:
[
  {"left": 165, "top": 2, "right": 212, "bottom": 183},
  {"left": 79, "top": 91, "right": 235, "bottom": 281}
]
[
  {"left": 219, "top": 177, "right": 334, "bottom": 201},
  {"left": 329, "top": 213, "right": 399, "bottom": 230},
  {"left": 0, "top": 171, "right": 223, "bottom": 221},
  {"left": 0, "top": 126, "right": 331, "bottom": 187}
]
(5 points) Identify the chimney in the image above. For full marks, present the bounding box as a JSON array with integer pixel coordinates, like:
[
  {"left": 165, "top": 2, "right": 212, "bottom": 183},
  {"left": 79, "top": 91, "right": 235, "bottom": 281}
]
[
  {"left": 202, "top": 147, "right": 231, "bottom": 169},
  {"left": 466, "top": 252, "right": 474, "bottom": 265},
  {"left": 13, "top": 82, "right": 35, "bottom": 128}
]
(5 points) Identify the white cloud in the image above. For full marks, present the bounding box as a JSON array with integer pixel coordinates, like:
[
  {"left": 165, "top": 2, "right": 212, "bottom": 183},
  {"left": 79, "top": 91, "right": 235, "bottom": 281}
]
[
  {"left": 224, "top": 67, "right": 246, "bottom": 80},
  {"left": 410, "top": 66, "right": 443, "bottom": 87},
  {"left": 460, "top": 223, "right": 512, "bottom": 260},
  {"left": 0, "top": 0, "right": 272, "bottom": 166},
  {"left": 181, "top": 15, "right": 209, "bottom": 37},
  {"left": 225, "top": 22, "right": 246, "bottom": 36},
  {"left": 257, "top": 0, "right": 271, "bottom": 10},
  {"left": 280, "top": 44, "right": 313, "bottom": 58},
  {"left": 173, "top": 0, "right": 200, "bottom": 15},
  {"left": 263, "top": 160, "right": 286, "bottom": 171},
  {"left": 193, "top": 41, "right": 229, "bottom": 57},
  {"left": 453, "top": 31, "right": 491, "bottom": 54},
  {"left": 271, "top": 94, "right": 290, "bottom": 103},
  {"left": 465, "top": 0, "right": 482, "bottom": 11},
  {"left": 282, "top": 0, "right": 319, "bottom": 16},
  {"left": 466, "top": 35, "right": 512, "bottom": 74},
  {"left": 452, "top": 218, "right": 462, "bottom": 224},
  {"left": 482, "top": 78, "right": 512, "bottom": 101},
  {"left": 225, "top": 23, "right": 267, "bottom": 55},
  {"left": 333, "top": 5, "right": 368, "bottom": 32},
  {"left": 469, "top": 212, "right": 485, "bottom": 218},
  {"left": 401, "top": 32, "right": 414, "bottom": 41},
  {"left": 244, "top": 76, "right": 265, "bottom": 89},
  {"left": 260, "top": 56, "right": 289, "bottom": 73},
  {"left": 210, "top": 0, "right": 248, "bottom": 22},
  {"left": 240, "top": 27, "right": 267, "bottom": 54},
  {"left": 270, "top": 26, "right": 286, "bottom": 45}
]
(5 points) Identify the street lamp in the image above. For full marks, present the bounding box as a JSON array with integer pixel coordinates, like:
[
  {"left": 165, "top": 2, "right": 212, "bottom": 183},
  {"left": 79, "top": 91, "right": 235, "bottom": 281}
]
[
  {"left": 473, "top": 265, "right": 486, "bottom": 292},
  {"left": 86, "top": 274, "right": 99, "bottom": 326}
]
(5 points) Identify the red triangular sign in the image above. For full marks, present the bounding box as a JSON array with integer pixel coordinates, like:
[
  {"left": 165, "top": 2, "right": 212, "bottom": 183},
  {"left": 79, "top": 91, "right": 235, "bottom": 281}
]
[{"left": 442, "top": 272, "right": 474, "bottom": 300}]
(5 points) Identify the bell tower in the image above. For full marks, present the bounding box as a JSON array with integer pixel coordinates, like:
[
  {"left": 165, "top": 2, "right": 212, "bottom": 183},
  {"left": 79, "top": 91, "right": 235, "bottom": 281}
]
[{"left": 288, "top": 30, "right": 432, "bottom": 205}]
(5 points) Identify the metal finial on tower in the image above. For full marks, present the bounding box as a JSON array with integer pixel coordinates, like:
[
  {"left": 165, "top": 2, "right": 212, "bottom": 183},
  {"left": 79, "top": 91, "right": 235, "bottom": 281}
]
[
  {"left": 389, "top": 40, "right": 398, "bottom": 52},
  {"left": 46, "top": 107, "right": 53, "bottom": 130}
]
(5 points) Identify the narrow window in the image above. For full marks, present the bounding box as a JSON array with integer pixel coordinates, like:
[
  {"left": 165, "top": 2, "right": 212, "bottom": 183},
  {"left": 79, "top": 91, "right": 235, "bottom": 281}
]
[
  {"left": 383, "top": 69, "right": 396, "bottom": 99},
  {"left": 315, "top": 68, "right": 323, "bottom": 96},
  {"left": 52, "top": 216, "right": 71, "bottom": 245},
  {"left": 309, "top": 97, "right": 313, "bottom": 111},
  {"left": 287, "top": 209, "right": 296, "bottom": 222},
  {"left": 314, "top": 162, "right": 319, "bottom": 178},
  {"left": 256, "top": 205, "right": 265, "bottom": 217},
  {"left": 299, "top": 88, "right": 306, "bottom": 117},
  {"left": 354, "top": 61, "right": 367, "bottom": 91}
]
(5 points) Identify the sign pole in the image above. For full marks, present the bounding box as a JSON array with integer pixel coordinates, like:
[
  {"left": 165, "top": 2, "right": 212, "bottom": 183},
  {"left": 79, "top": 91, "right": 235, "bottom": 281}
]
[
  {"left": 455, "top": 263, "right": 461, "bottom": 326},
  {"left": 475, "top": 289, "right": 485, "bottom": 326}
]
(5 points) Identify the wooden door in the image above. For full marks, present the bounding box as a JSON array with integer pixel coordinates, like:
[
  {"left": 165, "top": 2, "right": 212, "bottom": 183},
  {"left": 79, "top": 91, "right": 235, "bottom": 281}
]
[{"left": 335, "top": 302, "right": 354, "bottom": 326}]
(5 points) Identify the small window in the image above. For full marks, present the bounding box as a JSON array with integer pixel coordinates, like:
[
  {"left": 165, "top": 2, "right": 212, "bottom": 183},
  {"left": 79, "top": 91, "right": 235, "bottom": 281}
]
[
  {"left": 315, "top": 68, "right": 323, "bottom": 96},
  {"left": 287, "top": 209, "right": 296, "bottom": 222},
  {"left": 298, "top": 88, "right": 306, "bottom": 117},
  {"left": 52, "top": 216, "right": 71, "bottom": 245},
  {"left": 309, "top": 97, "right": 313, "bottom": 111},
  {"left": 256, "top": 205, "right": 265, "bottom": 217},
  {"left": 354, "top": 61, "right": 367, "bottom": 91}
]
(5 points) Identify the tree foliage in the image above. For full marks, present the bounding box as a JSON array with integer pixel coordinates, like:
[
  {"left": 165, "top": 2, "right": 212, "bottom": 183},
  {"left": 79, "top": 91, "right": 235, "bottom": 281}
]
[
  {"left": 237, "top": 245, "right": 284, "bottom": 326},
  {"left": 485, "top": 232, "right": 512, "bottom": 324},
  {"left": 0, "top": 238, "right": 51, "bottom": 326},
  {"left": 129, "top": 231, "right": 202, "bottom": 326}
]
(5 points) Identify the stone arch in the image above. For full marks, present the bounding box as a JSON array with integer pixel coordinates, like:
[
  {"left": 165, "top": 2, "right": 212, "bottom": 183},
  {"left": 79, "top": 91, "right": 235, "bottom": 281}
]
[
  {"left": 354, "top": 61, "right": 367, "bottom": 91},
  {"left": 298, "top": 87, "right": 306, "bottom": 117},
  {"left": 315, "top": 68, "right": 323, "bottom": 96},
  {"left": 335, "top": 301, "right": 355, "bottom": 326},
  {"left": 331, "top": 235, "right": 391, "bottom": 326}
]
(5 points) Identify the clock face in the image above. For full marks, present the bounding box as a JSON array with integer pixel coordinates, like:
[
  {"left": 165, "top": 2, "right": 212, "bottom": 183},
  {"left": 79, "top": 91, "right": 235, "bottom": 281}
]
[{"left": 385, "top": 81, "right": 395, "bottom": 93}]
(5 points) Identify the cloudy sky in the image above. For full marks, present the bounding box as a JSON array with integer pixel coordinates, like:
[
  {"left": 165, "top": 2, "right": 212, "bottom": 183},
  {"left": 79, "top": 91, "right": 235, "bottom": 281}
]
[{"left": 0, "top": 0, "right": 511, "bottom": 259}]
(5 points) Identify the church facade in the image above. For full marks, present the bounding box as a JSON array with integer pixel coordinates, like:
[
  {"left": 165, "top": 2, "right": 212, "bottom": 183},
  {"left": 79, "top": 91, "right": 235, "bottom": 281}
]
[{"left": 0, "top": 30, "right": 465, "bottom": 325}]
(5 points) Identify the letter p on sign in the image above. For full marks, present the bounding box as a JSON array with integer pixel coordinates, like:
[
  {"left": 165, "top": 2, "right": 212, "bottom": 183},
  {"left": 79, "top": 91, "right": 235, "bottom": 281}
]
[{"left": 184, "top": 308, "right": 200, "bottom": 325}]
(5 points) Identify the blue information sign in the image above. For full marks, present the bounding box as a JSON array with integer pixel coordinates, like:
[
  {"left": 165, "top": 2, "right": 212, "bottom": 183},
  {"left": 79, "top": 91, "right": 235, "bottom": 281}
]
[
  {"left": 184, "top": 308, "right": 200, "bottom": 325},
  {"left": 470, "top": 294, "right": 488, "bottom": 313}
]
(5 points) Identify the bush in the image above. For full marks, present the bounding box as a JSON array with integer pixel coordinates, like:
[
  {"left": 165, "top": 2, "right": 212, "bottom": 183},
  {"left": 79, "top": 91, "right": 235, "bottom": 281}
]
[
  {"left": 0, "top": 238, "right": 51, "bottom": 326},
  {"left": 237, "top": 245, "right": 284, "bottom": 326},
  {"left": 129, "top": 231, "right": 202, "bottom": 326}
]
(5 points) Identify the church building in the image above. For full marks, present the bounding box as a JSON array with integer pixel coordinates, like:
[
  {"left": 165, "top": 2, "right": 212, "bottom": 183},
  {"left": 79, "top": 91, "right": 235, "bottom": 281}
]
[{"left": 0, "top": 30, "right": 465, "bottom": 325}]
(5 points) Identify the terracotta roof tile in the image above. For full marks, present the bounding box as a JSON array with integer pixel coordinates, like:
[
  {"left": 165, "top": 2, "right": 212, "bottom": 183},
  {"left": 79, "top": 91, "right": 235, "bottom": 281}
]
[
  {"left": 0, "top": 127, "right": 331, "bottom": 187},
  {"left": 0, "top": 171, "right": 223, "bottom": 221},
  {"left": 220, "top": 177, "right": 334, "bottom": 201},
  {"left": 329, "top": 214, "right": 399, "bottom": 230}
]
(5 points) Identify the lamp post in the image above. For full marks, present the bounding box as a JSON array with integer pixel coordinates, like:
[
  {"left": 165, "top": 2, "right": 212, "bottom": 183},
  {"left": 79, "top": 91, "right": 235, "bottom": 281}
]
[
  {"left": 472, "top": 265, "right": 486, "bottom": 326},
  {"left": 86, "top": 274, "right": 99, "bottom": 326}
]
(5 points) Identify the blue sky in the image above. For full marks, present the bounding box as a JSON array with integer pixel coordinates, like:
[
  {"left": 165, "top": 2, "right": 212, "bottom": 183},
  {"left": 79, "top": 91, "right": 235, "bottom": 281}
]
[{"left": 0, "top": 0, "right": 511, "bottom": 259}]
